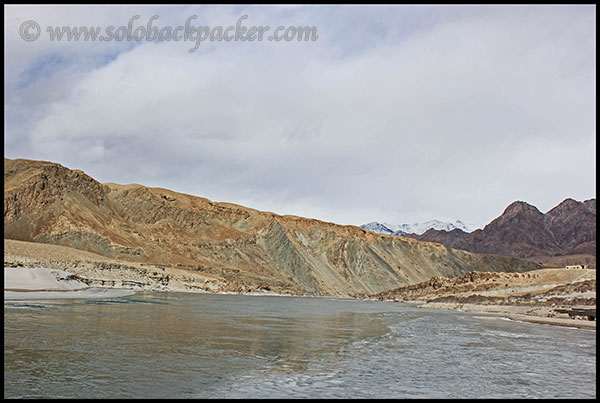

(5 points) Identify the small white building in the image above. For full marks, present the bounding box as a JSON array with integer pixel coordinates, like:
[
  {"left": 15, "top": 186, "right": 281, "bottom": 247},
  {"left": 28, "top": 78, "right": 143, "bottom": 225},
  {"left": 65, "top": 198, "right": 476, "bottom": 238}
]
[{"left": 565, "top": 264, "right": 588, "bottom": 270}]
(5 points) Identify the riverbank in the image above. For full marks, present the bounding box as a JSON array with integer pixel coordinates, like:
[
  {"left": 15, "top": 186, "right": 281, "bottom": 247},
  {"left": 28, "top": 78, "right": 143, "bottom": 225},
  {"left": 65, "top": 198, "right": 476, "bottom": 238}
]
[
  {"left": 4, "top": 239, "right": 596, "bottom": 329},
  {"left": 5, "top": 264, "right": 596, "bottom": 330},
  {"left": 371, "top": 269, "right": 596, "bottom": 330},
  {"left": 4, "top": 239, "right": 302, "bottom": 296},
  {"left": 419, "top": 302, "right": 596, "bottom": 330},
  {"left": 4, "top": 267, "right": 138, "bottom": 300}
]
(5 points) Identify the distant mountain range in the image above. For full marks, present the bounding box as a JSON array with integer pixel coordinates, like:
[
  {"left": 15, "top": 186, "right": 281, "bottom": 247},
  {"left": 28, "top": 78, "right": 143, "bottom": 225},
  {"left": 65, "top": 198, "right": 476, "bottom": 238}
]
[
  {"left": 403, "top": 198, "right": 596, "bottom": 267},
  {"left": 360, "top": 219, "right": 472, "bottom": 236}
]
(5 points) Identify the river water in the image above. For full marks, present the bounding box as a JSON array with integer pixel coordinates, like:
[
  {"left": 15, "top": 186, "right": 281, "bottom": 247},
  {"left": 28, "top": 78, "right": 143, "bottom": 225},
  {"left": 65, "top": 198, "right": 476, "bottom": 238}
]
[{"left": 4, "top": 291, "right": 596, "bottom": 398}]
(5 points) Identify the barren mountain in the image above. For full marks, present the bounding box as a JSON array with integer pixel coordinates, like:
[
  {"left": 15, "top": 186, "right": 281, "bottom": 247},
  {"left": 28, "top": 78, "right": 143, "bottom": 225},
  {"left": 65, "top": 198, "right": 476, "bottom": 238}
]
[
  {"left": 4, "top": 158, "right": 542, "bottom": 297},
  {"left": 406, "top": 198, "right": 596, "bottom": 267},
  {"left": 545, "top": 198, "right": 596, "bottom": 254}
]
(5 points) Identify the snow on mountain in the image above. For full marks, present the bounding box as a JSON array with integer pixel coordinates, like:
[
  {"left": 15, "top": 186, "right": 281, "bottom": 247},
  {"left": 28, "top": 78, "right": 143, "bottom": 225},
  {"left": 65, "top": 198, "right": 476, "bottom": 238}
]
[
  {"left": 397, "top": 219, "right": 472, "bottom": 235},
  {"left": 360, "top": 222, "right": 400, "bottom": 235},
  {"left": 360, "top": 219, "right": 472, "bottom": 236}
]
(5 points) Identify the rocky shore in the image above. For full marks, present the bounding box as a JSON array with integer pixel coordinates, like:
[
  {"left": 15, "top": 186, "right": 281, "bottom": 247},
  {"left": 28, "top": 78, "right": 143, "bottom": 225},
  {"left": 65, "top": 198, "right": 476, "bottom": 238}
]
[{"left": 370, "top": 269, "right": 596, "bottom": 329}]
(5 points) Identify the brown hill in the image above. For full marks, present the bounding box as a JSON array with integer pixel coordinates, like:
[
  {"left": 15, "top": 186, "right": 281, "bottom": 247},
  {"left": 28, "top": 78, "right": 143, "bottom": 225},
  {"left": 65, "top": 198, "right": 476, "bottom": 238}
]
[
  {"left": 406, "top": 198, "right": 596, "bottom": 267},
  {"left": 3, "top": 158, "right": 542, "bottom": 297},
  {"left": 545, "top": 198, "right": 596, "bottom": 254}
]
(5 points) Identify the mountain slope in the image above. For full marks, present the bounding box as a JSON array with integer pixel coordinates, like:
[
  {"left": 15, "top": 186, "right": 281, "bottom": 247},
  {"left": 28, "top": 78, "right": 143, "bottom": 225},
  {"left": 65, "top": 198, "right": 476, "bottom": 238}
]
[
  {"left": 4, "top": 158, "right": 542, "bottom": 297},
  {"left": 406, "top": 199, "right": 596, "bottom": 265},
  {"left": 545, "top": 198, "right": 596, "bottom": 254}
]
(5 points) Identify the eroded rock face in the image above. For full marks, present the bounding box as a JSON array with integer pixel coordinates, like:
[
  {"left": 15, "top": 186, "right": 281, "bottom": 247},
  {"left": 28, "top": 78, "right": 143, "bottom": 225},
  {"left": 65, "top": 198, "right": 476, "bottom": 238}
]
[{"left": 4, "top": 158, "right": 542, "bottom": 297}]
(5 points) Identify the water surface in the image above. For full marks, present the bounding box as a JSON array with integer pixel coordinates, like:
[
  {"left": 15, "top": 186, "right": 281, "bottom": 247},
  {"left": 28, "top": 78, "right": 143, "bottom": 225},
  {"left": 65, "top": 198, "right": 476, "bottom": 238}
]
[{"left": 4, "top": 291, "right": 596, "bottom": 398}]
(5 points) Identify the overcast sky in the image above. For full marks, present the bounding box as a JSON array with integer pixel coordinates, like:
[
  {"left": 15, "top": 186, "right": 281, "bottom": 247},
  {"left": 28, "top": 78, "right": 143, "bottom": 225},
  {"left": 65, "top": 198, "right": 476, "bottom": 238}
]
[{"left": 4, "top": 5, "right": 596, "bottom": 228}]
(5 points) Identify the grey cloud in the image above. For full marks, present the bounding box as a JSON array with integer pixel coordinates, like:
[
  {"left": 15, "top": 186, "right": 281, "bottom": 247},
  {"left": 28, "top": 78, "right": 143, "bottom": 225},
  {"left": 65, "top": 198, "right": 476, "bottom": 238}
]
[{"left": 4, "top": 5, "right": 596, "bottom": 228}]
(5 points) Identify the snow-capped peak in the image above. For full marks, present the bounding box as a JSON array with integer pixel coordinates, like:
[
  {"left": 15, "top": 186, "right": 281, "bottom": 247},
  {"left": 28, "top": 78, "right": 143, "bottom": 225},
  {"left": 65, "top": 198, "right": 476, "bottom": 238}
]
[
  {"left": 360, "top": 222, "right": 399, "bottom": 235},
  {"left": 360, "top": 220, "right": 472, "bottom": 236}
]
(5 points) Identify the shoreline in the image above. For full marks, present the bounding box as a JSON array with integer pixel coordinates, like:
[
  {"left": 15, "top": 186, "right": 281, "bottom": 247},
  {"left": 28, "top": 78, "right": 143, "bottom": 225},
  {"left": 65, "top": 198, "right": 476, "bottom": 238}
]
[
  {"left": 502, "top": 314, "right": 596, "bottom": 330},
  {"left": 4, "top": 266, "right": 595, "bottom": 330},
  {"left": 412, "top": 301, "right": 596, "bottom": 330}
]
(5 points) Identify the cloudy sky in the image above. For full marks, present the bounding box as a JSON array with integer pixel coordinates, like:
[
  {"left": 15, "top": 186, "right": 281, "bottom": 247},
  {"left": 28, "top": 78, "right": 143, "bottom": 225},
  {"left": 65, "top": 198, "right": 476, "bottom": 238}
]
[{"left": 4, "top": 5, "right": 596, "bottom": 228}]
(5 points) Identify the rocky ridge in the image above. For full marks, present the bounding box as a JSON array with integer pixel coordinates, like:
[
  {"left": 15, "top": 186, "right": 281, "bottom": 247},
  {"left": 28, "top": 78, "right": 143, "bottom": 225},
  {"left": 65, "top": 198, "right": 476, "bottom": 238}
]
[
  {"left": 4, "top": 158, "right": 542, "bottom": 297},
  {"left": 404, "top": 199, "right": 596, "bottom": 267}
]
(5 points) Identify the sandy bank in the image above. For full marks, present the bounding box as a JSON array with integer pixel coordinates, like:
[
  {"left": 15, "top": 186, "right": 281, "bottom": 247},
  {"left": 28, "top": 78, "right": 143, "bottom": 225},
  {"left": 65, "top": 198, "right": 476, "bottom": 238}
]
[
  {"left": 4, "top": 267, "right": 89, "bottom": 291},
  {"left": 5, "top": 288, "right": 136, "bottom": 300},
  {"left": 4, "top": 267, "right": 136, "bottom": 300},
  {"left": 420, "top": 302, "right": 596, "bottom": 330}
]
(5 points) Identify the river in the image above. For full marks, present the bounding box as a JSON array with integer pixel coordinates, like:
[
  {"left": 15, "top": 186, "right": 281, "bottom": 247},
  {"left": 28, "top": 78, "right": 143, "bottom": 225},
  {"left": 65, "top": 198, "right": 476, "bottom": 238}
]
[{"left": 4, "top": 291, "right": 596, "bottom": 398}]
